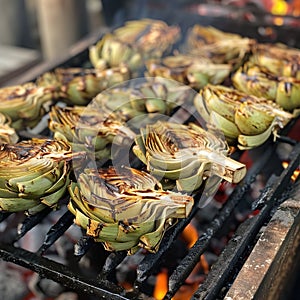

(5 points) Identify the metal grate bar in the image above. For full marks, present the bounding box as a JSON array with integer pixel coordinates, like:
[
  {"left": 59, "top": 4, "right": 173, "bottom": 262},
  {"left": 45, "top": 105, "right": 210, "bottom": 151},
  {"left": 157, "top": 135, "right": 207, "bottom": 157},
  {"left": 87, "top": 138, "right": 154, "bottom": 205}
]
[
  {"left": 0, "top": 242, "right": 128, "bottom": 300},
  {"left": 74, "top": 235, "right": 95, "bottom": 258},
  {"left": 37, "top": 210, "right": 75, "bottom": 255},
  {"left": 191, "top": 215, "right": 257, "bottom": 300},
  {"left": 163, "top": 144, "right": 277, "bottom": 299},
  {"left": 191, "top": 142, "right": 300, "bottom": 299},
  {"left": 100, "top": 251, "right": 127, "bottom": 278},
  {"left": 15, "top": 207, "right": 52, "bottom": 241}
]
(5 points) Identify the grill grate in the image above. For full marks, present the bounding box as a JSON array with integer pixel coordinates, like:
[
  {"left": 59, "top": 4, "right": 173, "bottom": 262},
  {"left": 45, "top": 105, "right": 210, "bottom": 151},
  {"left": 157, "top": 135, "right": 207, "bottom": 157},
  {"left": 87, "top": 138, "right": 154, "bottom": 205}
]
[
  {"left": 0, "top": 243, "right": 128, "bottom": 300},
  {"left": 0, "top": 136, "right": 299, "bottom": 299},
  {"left": 0, "top": 132, "right": 299, "bottom": 299},
  {"left": 1, "top": 17, "right": 300, "bottom": 300}
]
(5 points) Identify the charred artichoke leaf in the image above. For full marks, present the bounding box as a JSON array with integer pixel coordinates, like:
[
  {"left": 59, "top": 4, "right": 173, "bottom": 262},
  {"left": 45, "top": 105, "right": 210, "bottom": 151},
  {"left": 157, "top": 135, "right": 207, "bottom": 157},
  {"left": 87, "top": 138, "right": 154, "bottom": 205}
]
[
  {"left": 250, "top": 43, "right": 300, "bottom": 79},
  {"left": 146, "top": 55, "right": 231, "bottom": 89},
  {"left": 232, "top": 62, "right": 300, "bottom": 111},
  {"left": 68, "top": 166, "right": 193, "bottom": 254},
  {"left": 0, "top": 83, "right": 57, "bottom": 130},
  {"left": 133, "top": 121, "right": 246, "bottom": 192},
  {"left": 90, "top": 78, "right": 192, "bottom": 129},
  {"left": 184, "top": 25, "right": 255, "bottom": 66},
  {"left": 89, "top": 19, "right": 180, "bottom": 73},
  {"left": 36, "top": 66, "right": 130, "bottom": 106},
  {"left": 0, "top": 138, "right": 85, "bottom": 214},
  {"left": 194, "top": 84, "right": 293, "bottom": 149},
  {"left": 0, "top": 113, "right": 18, "bottom": 144},
  {"left": 49, "top": 105, "right": 135, "bottom": 160}
]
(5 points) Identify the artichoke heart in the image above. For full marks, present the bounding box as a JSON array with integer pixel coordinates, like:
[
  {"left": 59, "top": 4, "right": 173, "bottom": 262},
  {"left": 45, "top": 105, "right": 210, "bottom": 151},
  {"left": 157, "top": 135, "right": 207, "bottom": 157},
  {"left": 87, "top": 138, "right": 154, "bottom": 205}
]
[
  {"left": 89, "top": 19, "right": 180, "bottom": 73},
  {"left": 68, "top": 166, "right": 194, "bottom": 254},
  {"left": 0, "top": 138, "right": 85, "bottom": 215},
  {"left": 194, "top": 84, "right": 293, "bottom": 149},
  {"left": 232, "top": 62, "right": 300, "bottom": 111},
  {"left": 146, "top": 55, "right": 231, "bottom": 89},
  {"left": 36, "top": 66, "right": 130, "bottom": 106},
  {"left": 133, "top": 121, "right": 246, "bottom": 192},
  {"left": 0, "top": 82, "right": 57, "bottom": 130},
  {"left": 49, "top": 105, "right": 135, "bottom": 160}
]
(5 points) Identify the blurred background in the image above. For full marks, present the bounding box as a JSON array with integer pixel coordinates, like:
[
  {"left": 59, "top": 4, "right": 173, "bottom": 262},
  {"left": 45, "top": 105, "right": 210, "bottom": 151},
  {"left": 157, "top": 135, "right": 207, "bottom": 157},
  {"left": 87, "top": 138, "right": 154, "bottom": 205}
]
[
  {"left": 0, "top": 0, "right": 103, "bottom": 82},
  {"left": 1, "top": 0, "right": 300, "bottom": 55},
  {"left": 0, "top": 0, "right": 103, "bottom": 56},
  {"left": 0, "top": 0, "right": 300, "bottom": 84}
]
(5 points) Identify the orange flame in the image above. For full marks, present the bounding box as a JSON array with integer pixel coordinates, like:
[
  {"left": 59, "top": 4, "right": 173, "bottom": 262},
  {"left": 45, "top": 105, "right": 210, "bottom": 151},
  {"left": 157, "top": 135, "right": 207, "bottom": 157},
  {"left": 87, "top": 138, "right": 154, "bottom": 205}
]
[
  {"left": 181, "top": 223, "right": 209, "bottom": 274},
  {"left": 271, "top": 0, "right": 289, "bottom": 25},
  {"left": 282, "top": 161, "right": 300, "bottom": 181},
  {"left": 153, "top": 268, "right": 168, "bottom": 300},
  {"left": 271, "top": 0, "right": 289, "bottom": 15},
  {"left": 292, "top": 0, "right": 300, "bottom": 16},
  {"left": 181, "top": 223, "right": 199, "bottom": 248},
  {"left": 153, "top": 223, "right": 210, "bottom": 299}
]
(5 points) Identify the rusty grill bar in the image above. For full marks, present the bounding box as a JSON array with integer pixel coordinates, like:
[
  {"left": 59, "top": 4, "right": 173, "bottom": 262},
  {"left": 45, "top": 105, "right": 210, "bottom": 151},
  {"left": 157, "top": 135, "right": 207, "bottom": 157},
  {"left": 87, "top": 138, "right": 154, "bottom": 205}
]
[{"left": 1, "top": 12, "right": 300, "bottom": 300}]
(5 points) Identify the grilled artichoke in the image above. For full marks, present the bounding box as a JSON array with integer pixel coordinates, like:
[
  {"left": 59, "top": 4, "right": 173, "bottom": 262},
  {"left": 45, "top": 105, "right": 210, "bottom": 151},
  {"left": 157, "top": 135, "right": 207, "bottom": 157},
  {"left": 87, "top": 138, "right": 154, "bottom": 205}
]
[
  {"left": 0, "top": 113, "right": 18, "bottom": 144},
  {"left": 49, "top": 105, "right": 135, "bottom": 160},
  {"left": 36, "top": 66, "right": 130, "bottom": 106},
  {"left": 145, "top": 55, "right": 231, "bottom": 89},
  {"left": 90, "top": 78, "right": 192, "bottom": 129},
  {"left": 133, "top": 121, "right": 246, "bottom": 193},
  {"left": 89, "top": 19, "right": 180, "bottom": 73},
  {"left": 68, "top": 166, "right": 194, "bottom": 254},
  {"left": 250, "top": 43, "right": 300, "bottom": 79},
  {"left": 0, "top": 138, "right": 85, "bottom": 215},
  {"left": 232, "top": 62, "right": 300, "bottom": 111},
  {"left": 185, "top": 25, "right": 254, "bottom": 66},
  {"left": 0, "top": 83, "right": 57, "bottom": 130},
  {"left": 194, "top": 84, "right": 294, "bottom": 149}
]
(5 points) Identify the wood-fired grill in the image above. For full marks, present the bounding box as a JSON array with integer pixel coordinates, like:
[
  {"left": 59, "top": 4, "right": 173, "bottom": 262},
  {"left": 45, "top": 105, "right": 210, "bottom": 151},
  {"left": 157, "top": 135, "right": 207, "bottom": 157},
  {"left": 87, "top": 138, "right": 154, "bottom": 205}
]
[{"left": 1, "top": 6, "right": 300, "bottom": 300}]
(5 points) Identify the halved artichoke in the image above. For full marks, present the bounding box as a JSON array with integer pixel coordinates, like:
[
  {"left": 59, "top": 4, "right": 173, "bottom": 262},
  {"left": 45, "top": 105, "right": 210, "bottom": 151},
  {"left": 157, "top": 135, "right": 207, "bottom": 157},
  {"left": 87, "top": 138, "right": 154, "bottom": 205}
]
[
  {"left": 0, "top": 138, "right": 85, "bottom": 215},
  {"left": 0, "top": 113, "right": 18, "bottom": 144},
  {"left": 184, "top": 25, "right": 255, "bottom": 66},
  {"left": 89, "top": 19, "right": 180, "bottom": 73},
  {"left": 145, "top": 55, "right": 231, "bottom": 89},
  {"left": 250, "top": 43, "right": 300, "bottom": 79},
  {"left": 194, "top": 84, "right": 294, "bottom": 149},
  {"left": 133, "top": 121, "right": 246, "bottom": 193},
  {"left": 90, "top": 78, "right": 193, "bottom": 129},
  {"left": 232, "top": 62, "right": 300, "bottom": 111},
  {"left": 68, "top": 166, "right": 194, "bottom": 254},
  {"left": 49, "top": 105, "right": 135, "bottom": 160},
  {"left": 0, "top": 83, "right": 57, "bottom": 130},
  {"left": 36, "top": 66, "right": 130, "bottom": 106}
]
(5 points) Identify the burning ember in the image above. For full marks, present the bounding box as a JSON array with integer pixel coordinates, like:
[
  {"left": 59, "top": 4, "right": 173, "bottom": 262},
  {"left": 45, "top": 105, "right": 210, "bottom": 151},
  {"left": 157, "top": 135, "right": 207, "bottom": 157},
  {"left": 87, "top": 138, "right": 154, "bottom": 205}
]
[
  {"left": 153, "top": 268, "right": 168, "bottom": 300},
  {"left": 282, "top": 161, "right": 300, "bottom": 181},
  {"left": 271, "top": 0, "right": 289, "bottom": 15},
  {"left": 271, "top": 0, "right": 289, "bottom": 25},
  {"left": 187, "top": 0, "right": 300, "bottom": 29}
]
